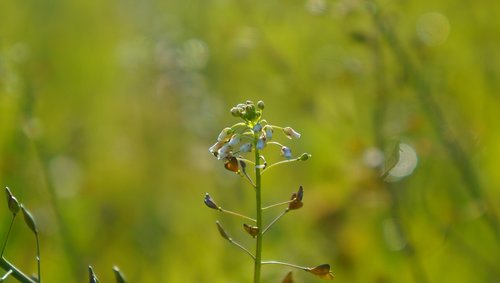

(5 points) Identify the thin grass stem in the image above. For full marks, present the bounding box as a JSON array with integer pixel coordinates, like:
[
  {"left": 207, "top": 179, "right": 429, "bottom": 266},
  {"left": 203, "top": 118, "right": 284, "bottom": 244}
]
[
  {"left": 219, "top": 208, "right": 257, "bottom": 223},
  {"left": 0, "top": 216, "right": 15, "bottom": 258},
  {"left": 262, "top": 200, "right": 293, "bottom": 210}
]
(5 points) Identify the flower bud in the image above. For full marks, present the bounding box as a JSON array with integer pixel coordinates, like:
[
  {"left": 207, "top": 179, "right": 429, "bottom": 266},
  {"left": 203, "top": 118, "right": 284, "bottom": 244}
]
[
  {"left": 264, "top": 126, "right": 273, "bottom": 140},
  {"left": 283, "top": 127, "right": 301, "bottom": 139},
  {"left": 256, "top": 138, "right": 266, "bottom": 150},
  {"left": 281, "top": 146, "right": 292, "bottom": 159},
  {"left": 228, "top": 135, "right": 241, "bottom": 146},
  {"left": 253, "top": 123, "right": 262, "bottom": 132},
  {"left": 298, "top": 153, "right": 311, "bottom": 161},
  {"left": 239, "top": 143, "right": 253, "bottom": 153},
  {"left": 257, "top": 100, "right": 265, "bottom": 110},
  {"left": 230, "top": 107, "right": 241, "bottom": 117},
  {"left": 204, "top": 193, "right": 219, "bottom": 210}
]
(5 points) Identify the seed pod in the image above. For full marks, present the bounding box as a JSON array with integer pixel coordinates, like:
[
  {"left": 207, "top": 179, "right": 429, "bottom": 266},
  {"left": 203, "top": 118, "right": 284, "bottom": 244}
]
[
  {"left": 204, "top": 193, "right": 219, "bottom": 210},
  {"left": 5, "top": 187, "right": 20, "bottom": 215},
  {"left": 113, "top": 266, "right": 126, "bottom": 283},
  {"left": 216, "top": 221, "right": 231, "bottom": 241},
  {"left": 21, "top": 205, "right": 38, "bottom": 235},
  {"left": 306, "top": 264, "right": 334, "bottom": 279},
  {"left": 243, "top": 223, "right": 259, "bottom": 238}
]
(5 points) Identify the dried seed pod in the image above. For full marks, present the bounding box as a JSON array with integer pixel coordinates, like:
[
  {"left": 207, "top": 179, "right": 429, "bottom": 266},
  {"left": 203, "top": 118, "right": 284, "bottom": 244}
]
[
  {"left": 306, "top": 264, "right": 334, "bottom": 279},
  {"left": 224, "top": 156, "right": 239, "bottom": 172},
  {"left": 204, "top": 193, "right": 219, "bottom": 210},
  {"left": 216, "top": 221, "right": 230, "bottom": 241},
  {"left": 243, "top": 223, "right": 259, "bottom": 238},
  {"left": 21, "top": 205, "right": 38, "bottom": 235}
]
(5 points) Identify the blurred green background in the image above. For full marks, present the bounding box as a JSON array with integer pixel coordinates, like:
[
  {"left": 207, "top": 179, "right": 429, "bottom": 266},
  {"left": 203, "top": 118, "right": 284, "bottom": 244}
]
[{"left": 1, "top": 0, "right": 499, "bottom": 282}]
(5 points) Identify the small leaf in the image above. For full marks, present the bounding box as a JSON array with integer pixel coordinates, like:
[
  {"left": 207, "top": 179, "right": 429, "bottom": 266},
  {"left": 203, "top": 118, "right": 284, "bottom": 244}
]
[
  {"left": 224, "top": 157, "right": 239, "bottom": 172},
  {"left": 204, "top": 193, "right": 219, "bottom": 210},
  {"left": 88, "top": 266, "right": 100, "bottom": 283},
  {"left": 5, "top": 187, "right": 20, "bottom": 215},
  {"left": 216, "top": 221, "right": 231, "bottom": 241},
  {"left": 113, "top": 266, "right": 126, "bottom": 283},
  {"left": 21, "top": 205, "right": 38, "bottom": 235},
  {"left": 282, "top": 271, "right": 294, "bottom": 283},
  {"left": 306, "top": 264, "right": 334, "bottom": 279},
  {"left": 243, "top": 223, "right": 259, "bottom": 238}
]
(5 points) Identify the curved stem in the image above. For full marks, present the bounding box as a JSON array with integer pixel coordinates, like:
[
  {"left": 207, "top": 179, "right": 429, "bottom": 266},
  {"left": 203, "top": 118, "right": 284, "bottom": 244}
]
[
  {"left": 263, "top": 200, "right": 293, "bottom": 210},
  {"left": 261, "top": 159, "right": 297, "bottom": 175},
  {"left": 261, "top": 260, "right": 307, "bottom": 271}
]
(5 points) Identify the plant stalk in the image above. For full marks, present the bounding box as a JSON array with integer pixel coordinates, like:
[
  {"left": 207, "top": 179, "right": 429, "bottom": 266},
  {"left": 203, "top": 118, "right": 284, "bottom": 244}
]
[{"left": 253, "top": 147, "right": 263, "bottom": 283}]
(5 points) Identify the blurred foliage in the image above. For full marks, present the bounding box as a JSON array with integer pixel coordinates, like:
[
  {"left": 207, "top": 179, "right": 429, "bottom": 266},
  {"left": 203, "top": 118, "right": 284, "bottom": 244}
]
[{"left": 1, "top": 0, "right": 499, "bottom": 282}]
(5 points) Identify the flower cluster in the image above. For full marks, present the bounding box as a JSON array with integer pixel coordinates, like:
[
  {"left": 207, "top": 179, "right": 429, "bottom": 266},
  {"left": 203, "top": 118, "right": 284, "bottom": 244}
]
[{"left": 209, "top": 100, "right": 308, "bottom": 174}]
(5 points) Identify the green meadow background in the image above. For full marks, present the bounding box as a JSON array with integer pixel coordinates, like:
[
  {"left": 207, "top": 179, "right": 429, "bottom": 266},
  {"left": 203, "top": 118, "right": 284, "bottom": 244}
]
[{"left": 1, "top": 0, "right": 499, "bottom": 282}]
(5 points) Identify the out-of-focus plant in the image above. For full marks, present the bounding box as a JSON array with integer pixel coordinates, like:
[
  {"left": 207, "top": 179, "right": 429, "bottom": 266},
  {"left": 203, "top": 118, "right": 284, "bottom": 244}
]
[
  {"left": 206, "top": 100, "right": 334, "bottom": 282},
  {"left": 1, "top": 187, "right": 127, "bottom": 283}
]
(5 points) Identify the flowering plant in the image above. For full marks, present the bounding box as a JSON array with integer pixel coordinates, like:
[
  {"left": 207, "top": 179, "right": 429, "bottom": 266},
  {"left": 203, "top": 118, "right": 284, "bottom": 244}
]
[{"left": 205, "top": 100, "right": 334, "bottom": 282}]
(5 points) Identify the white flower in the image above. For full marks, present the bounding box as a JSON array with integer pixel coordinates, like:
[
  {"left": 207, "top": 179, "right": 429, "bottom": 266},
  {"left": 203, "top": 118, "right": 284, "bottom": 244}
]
[
  {"left": 217, "top": 144, "right": 232, "bottom": 160},
  {"left": 217, "top": 127, "right": 232, "bottom": 142},
  {"left": 283, "top": 127, "right": 301, "bottom": 139}
]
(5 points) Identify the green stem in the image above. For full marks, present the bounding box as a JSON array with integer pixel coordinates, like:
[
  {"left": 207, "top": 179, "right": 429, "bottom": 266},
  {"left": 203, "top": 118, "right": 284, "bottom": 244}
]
[
  {"left": 253, "top": 147, "right": 263, "bottom": 283},
  {"left": 0, "top": 216, "right": 15, "bottom": 258},
  {"left": 0, "top": 257, "right": 37, "bottom": 283},
  {"left": 36, "top": 233, "right": 41, "bottom": 283}
]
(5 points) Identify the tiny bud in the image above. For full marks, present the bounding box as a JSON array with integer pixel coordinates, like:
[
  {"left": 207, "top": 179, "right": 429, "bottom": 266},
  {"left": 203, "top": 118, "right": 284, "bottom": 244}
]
[
  {"left": 216, "top": 221, "right": 231, "bottom": 241},
  {"left": 253, "top": 123, "right": 262, "bottom": 132},
  {"left": 283, "top": 127, "right": 301, "bottom": 139},
  {"left": 298, "top": 153, "right": 311, "bottom": 161},
  {"left": 281, "top": 146, "right": 292, "bottom": 159},
  {"left": 230, "top": 107, "right": 241, "bottom": 117},
  {"left": 243, "top": 223, "right": 259, "bottom": 238},
  {"left": 257, "top": 100, "right": 265, "bottom": 110},
  {"left": 21, "top": 205, "right": 38, "bottom": 235},
  {"left": 246, "top": 100, "right": 253, "bottom": 105},
  {"left": 204, "top": 193, "right": 219, "bottom": 210}
]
